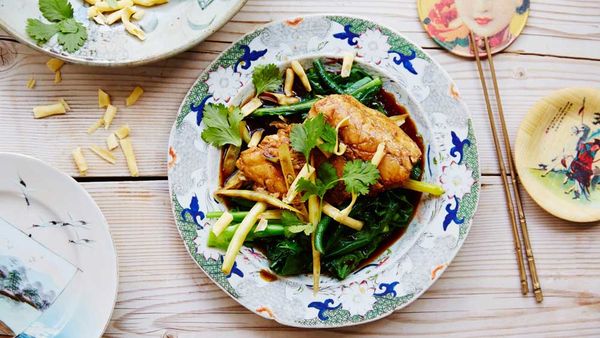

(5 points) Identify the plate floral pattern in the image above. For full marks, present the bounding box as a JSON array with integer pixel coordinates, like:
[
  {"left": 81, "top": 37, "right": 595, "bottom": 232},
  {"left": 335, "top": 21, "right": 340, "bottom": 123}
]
[{"left": 168, "top": 15, "right": 480, "bottom": 327}]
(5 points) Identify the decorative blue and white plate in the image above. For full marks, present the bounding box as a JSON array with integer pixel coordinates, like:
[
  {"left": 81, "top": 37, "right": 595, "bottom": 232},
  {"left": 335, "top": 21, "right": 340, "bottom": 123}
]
[
  {"left": 0, "top": 153, "right": 117, "bottom": 337},
  {"left": 167, "top": 15, "right": 480, "bottom": 327}
]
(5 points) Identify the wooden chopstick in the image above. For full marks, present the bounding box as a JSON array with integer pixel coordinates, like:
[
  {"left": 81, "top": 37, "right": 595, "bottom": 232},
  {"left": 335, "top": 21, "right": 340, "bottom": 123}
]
[
  {"left": 483, "top": 37, "right": 543, "bottom": 303},
  {"left": 468, "top": 31, "right": 529, "bottom": 296}
]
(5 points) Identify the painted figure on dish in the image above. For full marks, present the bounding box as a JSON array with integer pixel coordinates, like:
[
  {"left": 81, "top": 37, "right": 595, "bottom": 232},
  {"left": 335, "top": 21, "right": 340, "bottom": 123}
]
[
  {"left": 422, "top": 0, "right": 529, "bottom": 55},
  {"left": 538, "top": 113, "right": 600, "bottom": 201}
]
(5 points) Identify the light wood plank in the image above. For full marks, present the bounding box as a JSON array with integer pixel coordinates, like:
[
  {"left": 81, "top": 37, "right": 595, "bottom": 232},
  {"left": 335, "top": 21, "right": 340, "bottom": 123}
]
[
  {"left": 87, "top": 179, "right": 600, "bottom": 337},
  {"left": 2, "top": 1, "right": 599, "bottom": 59},
  {"left": 1, "top": 41, "right": 598, "bottom": 177}
]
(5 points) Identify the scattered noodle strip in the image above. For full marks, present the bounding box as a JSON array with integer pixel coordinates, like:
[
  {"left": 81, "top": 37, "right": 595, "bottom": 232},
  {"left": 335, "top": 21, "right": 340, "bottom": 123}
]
[
  {"left": 88, "top": 119, "right": 104, "bottom": 134},
  {"left": 103, "top": 104, "right": 117, "bottom": 129},
  {"left": 115, "top": 124, "right": 130, "bottom": 139},
  {"left": 121, "top": 7, "right": 145, "bottom": 40},
  {"left": 72, "top": 147, "right": 88, "bottom": 175},
  {"left": 89, "top": 145, "right": 116, "bottom": 164},
  {"left": 106, "top": 133, "right": 119, "bottom": 150},
  {"left": 46, "top": 58, "right": 64, "bottom": 73},
  {"left": 33, "top": 102, "right": 66, "bottom": 119},
  {"left": 120, "top": 137, "right": 139, "bottom": 176},
  {"left": 59, "top": 98, "right": 71, "bottom": 111},
  {"left": 26, "top": 77, "right": 36, "bottom": 89},
  {"left": 125, "top": 86, "right": 144, "bottom": 106},
  {"left": 98, "top": 89, "right": 111, "bottom": 108}
]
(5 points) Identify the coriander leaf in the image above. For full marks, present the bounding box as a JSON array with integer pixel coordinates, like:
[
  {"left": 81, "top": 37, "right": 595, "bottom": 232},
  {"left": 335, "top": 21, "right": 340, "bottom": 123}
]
[
  {"left": 295, "top": 163, "right": 339, "bottom": 201},
  {"left": 319, "top": 123, "right": 337, "bottom": 154},
  {"left": 290, "top": 113, "right": 329, "bottom": 160},
  {"left": 318, "top": 162, "right": 339, "bottom": 189},
  {"left": 252, "top": 64, "right": 282, "bottom": 95},
  {"left": 39, "top": 0, "right": 73, "bottom": 22},
  {"left": 26, "top": 18, "right": 59, "bottom": 44},
  {"left": 200, "top": 103, "right": 244, "bottom": 147},
  {"left": 58, "top": 18, "right": 78, "bottom": 33},
  {"left": 296, "top": 178, "right": 320, "bottom": 202},
  {"left": 57, "top": 22, "right": 87, "bottom": 52},
  {"left": 343, "top": 160, "right": 380, "bottom": 195}
]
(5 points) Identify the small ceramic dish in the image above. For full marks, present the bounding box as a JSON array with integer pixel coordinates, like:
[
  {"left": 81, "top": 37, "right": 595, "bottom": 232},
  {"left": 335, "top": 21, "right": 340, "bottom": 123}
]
[
  {"left": 167, "top": 15, "right": 480, "bottom": 327},
  {"left": 515, "top": 87, "right": 600, "bottom": 223},
  {"left": 0, "top": 0, "right": 247, "bottom": 66},
  {"left": 0, "top": 153, "right": 118, "bottom": 337}
]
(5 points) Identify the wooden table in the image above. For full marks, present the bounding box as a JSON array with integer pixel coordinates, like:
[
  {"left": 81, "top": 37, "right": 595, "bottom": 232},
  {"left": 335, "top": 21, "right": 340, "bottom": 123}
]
[{"left": 1, "top": 1, "right": 599, "bottom": 336}]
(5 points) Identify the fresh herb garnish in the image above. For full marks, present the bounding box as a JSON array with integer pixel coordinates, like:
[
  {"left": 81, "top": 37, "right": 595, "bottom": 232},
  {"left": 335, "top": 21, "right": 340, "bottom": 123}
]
[
  {"left": 296, "top": 160, "right": 380, "bottom": 201},
  {"left": 290, "top": 113, "right": 336, "bottom": 160},
  {"left": 200, "top": 103, "right": 244, "bottom": 147},
  {"left": 296, "top": 163, "right": 338, "bottom": 201},
  {"left": 26, "top": 0, "right": 88, "bottom": 53},
  {"left": 342, "top": 160, "right": 380, "bottom": 195},
  {"left": 281, "top": 210, "right": 314, "bottom": 235},
  {"left": 252, "top": 64, "right": 283, "bottom": 96}
]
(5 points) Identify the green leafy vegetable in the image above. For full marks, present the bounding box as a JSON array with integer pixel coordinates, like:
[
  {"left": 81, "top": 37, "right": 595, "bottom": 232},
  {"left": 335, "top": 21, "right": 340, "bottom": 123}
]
[
  {"left": 287, "top": 223, "right": 315, "bottom": 236},
  {"left": 26, "top": 0, "right": 87, "bottom": 52},
  {"left": 26, "top": 19, "right": 58, "bottom": 44},
  {"left": 252, "top": 64, "right": 282, "bottom": 95},
  {"left": 39, "top": 0, "right": 73, "bottom": 22},
  {"left": 342, "top": 160, "right": 380, "bottom": 195},
  {"left": 57, "top": 21, "right": 87, "bottom": 53},
  {"left": 265, "top": 238, "right": 312, "bottom": 276},
  {"left": 290, "top": 113, "right": 336, "bottom": 160},
  {"left": 200, "top": 103, "right": 244, "bottom": 147},
  {"left": 296, "top": 163, "right": 338, "bottom": 201}
]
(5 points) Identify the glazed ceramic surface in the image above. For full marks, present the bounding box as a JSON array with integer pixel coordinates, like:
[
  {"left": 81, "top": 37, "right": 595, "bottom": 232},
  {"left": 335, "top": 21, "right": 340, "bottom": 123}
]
[
  {"left": 515, "top": 87, "right": 600, "bottom": 223},
  {"left": 167, "top": 15, "right": 480, "bottom": 327},
  {"left": 417, "top": 0, "right": 529, "bottom": 57},
  {"left": 0, "top": 153, "right": 118, "bottom": 337},
  {"left": 0, "top": 0, "right": 247, "bottom": 66}
]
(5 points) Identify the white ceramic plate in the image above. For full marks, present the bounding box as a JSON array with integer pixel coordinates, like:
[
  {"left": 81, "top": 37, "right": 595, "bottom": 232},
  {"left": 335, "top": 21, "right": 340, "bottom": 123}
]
[
  {"left": 168, "top": 15, "right": 480, "bottom": 327},
  {"left": 0, "top": 0, "right": 247, "bottom": 66},
  {"left": 0, "top": 153, "right": 117, "bottom": 337}
]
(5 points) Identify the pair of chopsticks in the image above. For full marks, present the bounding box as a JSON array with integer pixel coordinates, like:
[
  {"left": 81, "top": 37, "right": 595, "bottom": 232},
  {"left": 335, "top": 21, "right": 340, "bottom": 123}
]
[{"left": 469, "top": 32, "right": 543, "bottom": 302}]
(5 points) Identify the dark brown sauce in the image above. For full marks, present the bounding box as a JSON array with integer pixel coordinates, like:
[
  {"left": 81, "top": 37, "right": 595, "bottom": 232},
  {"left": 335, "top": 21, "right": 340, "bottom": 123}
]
[
  {"left": 259, "top": 269, "right": 278, "bottom": 282},
  {"left": 358, "top": 90, "right": 424, "bottom": 268}
]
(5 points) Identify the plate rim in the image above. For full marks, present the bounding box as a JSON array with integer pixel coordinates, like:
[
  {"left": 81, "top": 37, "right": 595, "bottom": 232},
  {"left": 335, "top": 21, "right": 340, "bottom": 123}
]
[
  {"left": 166, "top": 14, "right": 481, "bottom": 328},
  {"left": 515, "top": 87, "right": 600, "bottom": 223},
  {"left": 0, "top": 0, "right": 248, "bottom": 67},
  {"left": 0, "top": 151, "right": 119, "bottom": 337}
]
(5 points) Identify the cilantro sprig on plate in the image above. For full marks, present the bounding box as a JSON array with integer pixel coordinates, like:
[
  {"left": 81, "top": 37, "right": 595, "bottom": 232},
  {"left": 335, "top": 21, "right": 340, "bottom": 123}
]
[
  {"left": 200, "top": 103, "right": 244, "bottom": 148},
  {"left": 252, "top": 64, "right": 283, "bottom": 96},
  {"left": 26, "top": 0, "right": 88, "bottom": 53},
  {"left": 290, "top": 113, "right": 336, "bottom": 160}
]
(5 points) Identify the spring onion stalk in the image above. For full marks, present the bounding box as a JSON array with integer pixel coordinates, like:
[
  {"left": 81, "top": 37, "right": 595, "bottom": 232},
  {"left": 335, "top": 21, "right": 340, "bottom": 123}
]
[
  {"left": 252, "top": 99, "right": 318, "bottom": 117},
  {"left": 211, "top": 211, "right": 234, "bottom": 236},
  {"left": 278, "top": 143, "right": 296, "bottom": 190},
  {"left": 207, "top": 222, "right": 287, "bottom": 250},
  {"left": 322, "top": 202, "right": 364, "bottom": 231},
  {"left": 222, "top": 202, "right": 267, "bottom": 274},
  {"left": 215, "top": 189, "right": 300, "bottom": 213},
  {"left": 308, "top": 159, "right": 321, "bottom": 294},
  {"left": 206, "top": 210, "right": 282, "bottom": 222},
  {"left": 403, "top": 179, "right": 445, "bottom": 196}
]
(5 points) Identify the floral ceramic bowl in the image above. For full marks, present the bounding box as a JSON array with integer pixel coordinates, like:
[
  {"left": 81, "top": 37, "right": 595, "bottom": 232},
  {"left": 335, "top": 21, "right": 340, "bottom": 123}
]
[
  {"left": 168, "top": 15, "right": 480, "bottom": 327},
  {"left": 0, "top": 0, "right": 247, "bottom": 66}
]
